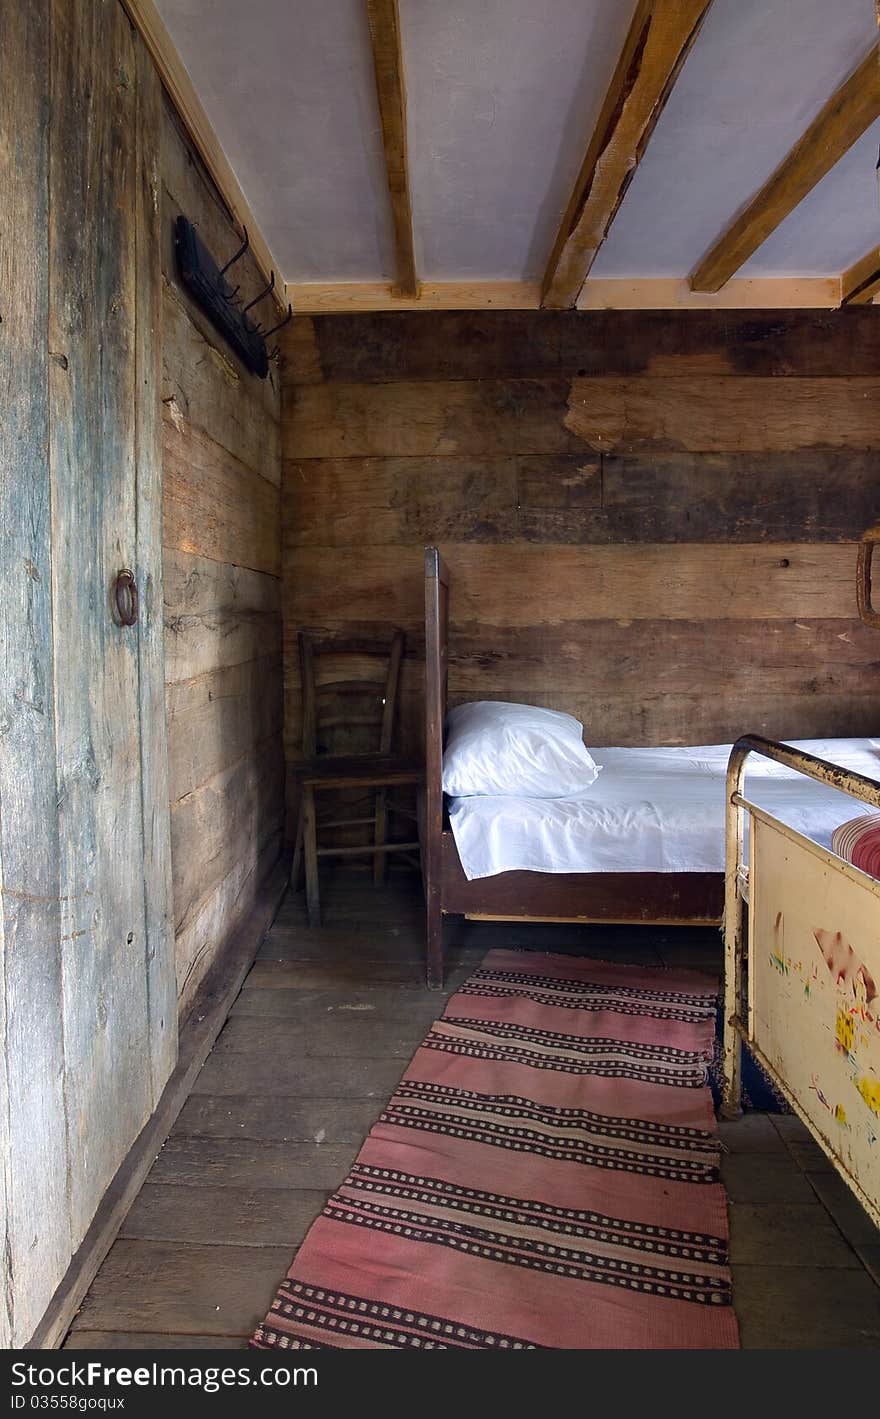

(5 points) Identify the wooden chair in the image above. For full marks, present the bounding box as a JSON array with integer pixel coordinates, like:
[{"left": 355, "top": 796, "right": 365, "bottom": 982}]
[{"left": 291, "top": 629, "right": 422, "bottom": 926}]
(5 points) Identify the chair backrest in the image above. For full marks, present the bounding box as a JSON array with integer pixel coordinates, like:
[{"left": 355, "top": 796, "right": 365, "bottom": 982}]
[{"left": 299, "top": 629, "right": 406, "bottom": 758}]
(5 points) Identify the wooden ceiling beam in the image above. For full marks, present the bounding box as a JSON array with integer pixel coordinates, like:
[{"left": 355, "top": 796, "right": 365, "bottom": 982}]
[
  {"left": 285, "top": 276, "right": 838, "bottom": 314},
  {"left": 691, "top": 44, "right": 880, "bottom": 293},
  {"left": 541, "top": 0, "right": 714, "bottom": 311},
  {"left": 366, "top": 0, "right": 419, "bottom": 299},
  {"left": 841, "top": 244, "right": 880, "bottom": 305}
]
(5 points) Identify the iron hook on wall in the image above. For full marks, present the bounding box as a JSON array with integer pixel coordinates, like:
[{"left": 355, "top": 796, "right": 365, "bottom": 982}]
[
  {"left": 174, "top": 216, "right": 290, "bottom": 380},
  {"left": 262, "top": 305, "right": 294, "bottom": 340},
  {"left": 217, "top": 226, "right": 249, "bottom": 279},
  {"left": 241, "top": 270, "right": 275, "bottom": 314}
]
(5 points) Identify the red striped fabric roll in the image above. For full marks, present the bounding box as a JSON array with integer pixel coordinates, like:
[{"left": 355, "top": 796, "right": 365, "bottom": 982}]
[{"left": 831, "top": 813, "right": 880, "bottom": 880}]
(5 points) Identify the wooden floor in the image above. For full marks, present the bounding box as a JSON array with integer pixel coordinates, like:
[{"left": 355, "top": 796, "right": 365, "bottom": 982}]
[{"left": 65, "top": 870, "right": 880, "bottom": 1350}]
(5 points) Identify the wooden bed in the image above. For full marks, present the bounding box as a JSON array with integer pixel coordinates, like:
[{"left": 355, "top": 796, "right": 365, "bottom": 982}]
[
  {"left": 422, "top": 542, "right": 880, "bottom": 1223},
  {"left": 422, "top": 546, "right": 723, "bottom": 987}
]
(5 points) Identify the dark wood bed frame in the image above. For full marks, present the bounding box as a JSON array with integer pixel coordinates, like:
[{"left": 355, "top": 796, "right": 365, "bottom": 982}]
[{"left": 422, "top": 546, "right": 723, "bottom": 987}]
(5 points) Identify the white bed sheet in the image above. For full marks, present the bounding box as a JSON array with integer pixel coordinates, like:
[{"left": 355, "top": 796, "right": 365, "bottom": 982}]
[{"left": 447, "top": 739, "right": 880, "bottom": 881}]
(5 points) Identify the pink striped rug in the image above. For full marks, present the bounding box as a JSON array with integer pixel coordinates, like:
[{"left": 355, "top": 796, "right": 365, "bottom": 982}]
[{"left": 252, "top": 951, "right": 739, "bottom": 1350}]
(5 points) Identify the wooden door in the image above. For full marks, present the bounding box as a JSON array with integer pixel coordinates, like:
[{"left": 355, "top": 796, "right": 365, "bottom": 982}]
[{"left": 0, "top": 0, "right": 176, "bottom": 1346}]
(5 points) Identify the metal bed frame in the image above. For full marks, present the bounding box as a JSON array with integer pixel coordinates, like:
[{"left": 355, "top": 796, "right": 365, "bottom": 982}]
[{"left": 723, "top": 734, "right": 880, "bottom": 1227}]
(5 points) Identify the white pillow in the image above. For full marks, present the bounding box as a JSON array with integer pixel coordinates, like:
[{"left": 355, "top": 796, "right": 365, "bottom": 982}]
[{"left": 441, "top": 701, "right": 601, "bottom": 798}]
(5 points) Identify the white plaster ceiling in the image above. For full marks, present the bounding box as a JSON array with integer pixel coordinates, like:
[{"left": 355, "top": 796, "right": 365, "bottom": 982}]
[
  {"left": 157, "top": 0, "right": 397, "bottom": 280},
  {"left": 399, "top": 0, "right": 639, "bottom": 280},
  {"left": 592, "top": 0, "right": 880, "bottom": 278},
  {"left": 156, "top": 0, "right": 880, "bottom": 285},
  {"left": 739, "top": 122, "right": 880, "bottom": 277}
]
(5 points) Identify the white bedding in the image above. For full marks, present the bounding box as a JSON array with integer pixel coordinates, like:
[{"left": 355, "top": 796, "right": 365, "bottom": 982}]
[{"left": 447, "top": 739, "right": 880, "bottom": 881}]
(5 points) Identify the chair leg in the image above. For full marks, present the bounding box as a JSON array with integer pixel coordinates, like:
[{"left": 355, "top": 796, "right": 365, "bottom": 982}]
[
  {"left": 302, "top": 785, "right": 321, "bottom": 928},
  {"left": 426, "top": 889, "right": 443, "bottom": 989},
  {"left": 291, "top": 804, "right": 304, "bottom": 891},
  {"left": 373, "top": 787, "right": 388, "bottom": 886}
]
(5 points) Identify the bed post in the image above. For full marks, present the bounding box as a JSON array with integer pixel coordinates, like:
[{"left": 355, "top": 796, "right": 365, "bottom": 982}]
[
  {"left": 424, "top": 546, "right": 449, "bottom": 988},
  {"left": 721, "top": 739, "right": 750, "bottom": 1119}
]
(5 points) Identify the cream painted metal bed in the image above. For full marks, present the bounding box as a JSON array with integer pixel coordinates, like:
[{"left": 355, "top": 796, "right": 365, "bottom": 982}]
[{"left": 722, "top": 734, "right": 880, "bottom": 1229}]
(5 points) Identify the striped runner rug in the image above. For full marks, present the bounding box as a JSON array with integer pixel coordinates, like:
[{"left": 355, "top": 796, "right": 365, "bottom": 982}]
[{"left": 252, "top": 950, "right": 739, "bottom": 1350}]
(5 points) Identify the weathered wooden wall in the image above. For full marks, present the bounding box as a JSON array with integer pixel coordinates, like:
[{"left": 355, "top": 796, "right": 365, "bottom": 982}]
[
  {"left": 1, "top": 0, "right": 176, "bottom": 1346},
  {"left": 281, "top": 308, "right": 880, "bottom": 818},
  {"left": 2, "top": 0, "right": 286, "bottom": 1344},
  {"left": 160, "top": 101, "right": 284, "bottom": 1016},
  {"left": 1, "top": 0, "right": 57, "bottom": 1352}
]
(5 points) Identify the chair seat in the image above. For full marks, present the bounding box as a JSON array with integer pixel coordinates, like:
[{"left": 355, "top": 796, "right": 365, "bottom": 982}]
[{"left": 294, "top": 754, "right": 423, "bottom": 790}]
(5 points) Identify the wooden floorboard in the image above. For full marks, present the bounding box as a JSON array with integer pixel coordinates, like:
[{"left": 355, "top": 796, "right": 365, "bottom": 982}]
[
  {"left": 173, "top": 1095, "right": 387, "bottom": 1143},
  {"left": 728, "top": 1204, "right": 862, "bottom": 1269},
  {"left": 64, "top": 869, "right": 879, "bottom": 1350},
  {"left": 148, "top": 1138, "right": 360, "bottom": 1191},
  {"left": 120, "top": 1183, "right": 326, "bottom": 1248},
  {"left": 213, "top": 1011, "right": 443, "bottom": 1057},
  {"left": 64, "top": 1332, "right": 242, "bottom": 1349},
  {"left": 191, "top": 1051, "right": 409, "bottom": 1099},
  {"left": 229, "top": 984, "right": 454, "bottom": 1019},
  {"left": 68, "top": 1240, "right": 293, "bottom": 1338},
  {"left": 243, "top": 959, "right": 475, "bottom": 989},
  {"left": 730, "top": 1267, "right": 880, "bottom": 1349},
  {"left": 254, "top": 932, "right": 469, "bottom": 963}
]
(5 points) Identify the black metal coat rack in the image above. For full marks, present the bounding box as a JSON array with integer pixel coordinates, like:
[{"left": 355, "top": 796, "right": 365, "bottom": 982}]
[{"left": 175, "top": 216, "right": 292, "bottom": 379}]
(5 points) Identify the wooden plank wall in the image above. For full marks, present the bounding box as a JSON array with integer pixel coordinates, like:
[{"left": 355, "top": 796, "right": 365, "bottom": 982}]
[
  {"left": 0, "top": 0, "right": 62, "bottom": 1350},
  {"left": 1, "top": 0, "right": 178, "bottom": 1346},
  {"left": 49, "top": 0, "right": 176, "bottom": 1248},
  {"left": 281, "top": 308, "right": 880, "bottom": 817},
  {"left": 160, "top": 100, "right": 284, "bottom": 1017}
]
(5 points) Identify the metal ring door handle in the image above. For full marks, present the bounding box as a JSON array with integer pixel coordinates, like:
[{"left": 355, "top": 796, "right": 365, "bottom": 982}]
[{"left": 114, "top": 568, "right": 139, "bottom": 627}]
